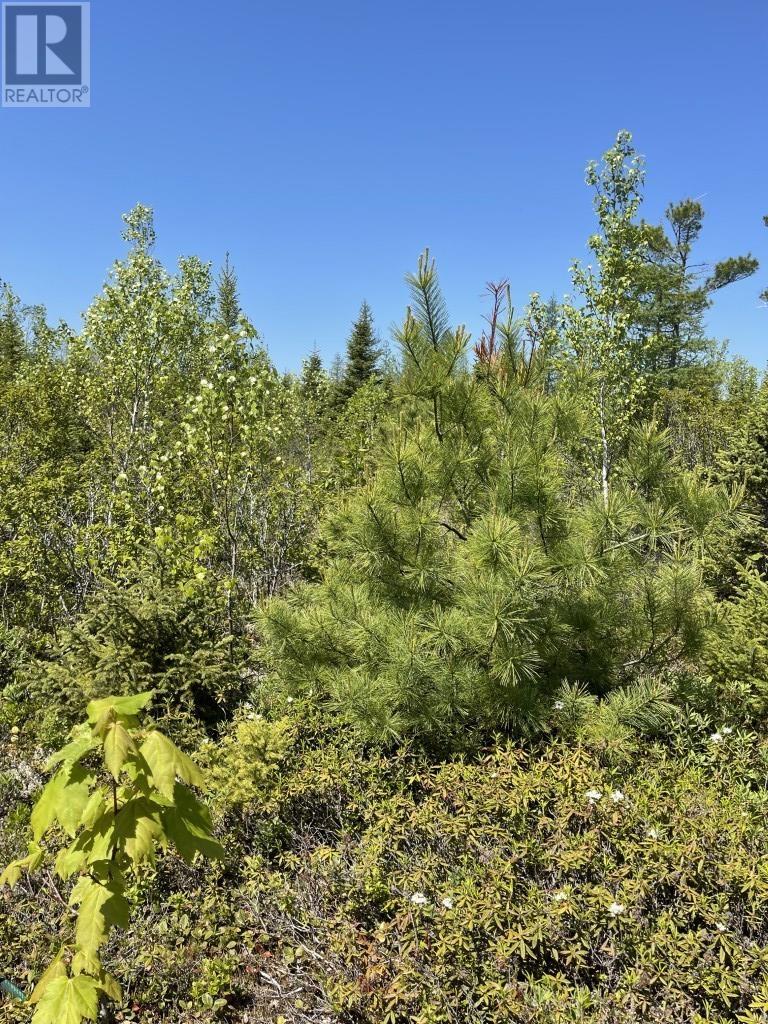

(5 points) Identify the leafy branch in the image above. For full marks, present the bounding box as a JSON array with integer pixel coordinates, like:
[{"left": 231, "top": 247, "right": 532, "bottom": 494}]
[{"left": 1, "top": 691, "right": 223, "bottom": 1024}]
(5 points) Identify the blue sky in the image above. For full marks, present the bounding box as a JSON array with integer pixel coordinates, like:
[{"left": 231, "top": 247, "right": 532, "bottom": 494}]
[{"left": 1, "top": 0, "right": 766, "bottom": 370}]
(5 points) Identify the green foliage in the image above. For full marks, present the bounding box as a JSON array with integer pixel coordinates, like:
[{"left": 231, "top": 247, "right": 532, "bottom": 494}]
[
  {"left": 216, "top": 253, "right": 242, "bottom": 335},
  {"left": 242, "top": 717, "right": 768, "bottom": 1024},
  {"left": 0, "top": 281, "right": 27, "bottom": 381},
  {"left": 718, "top": 378, "right": 768, "bottom": 558},
  {"left": 0, "top": 135, "right": 767, "bottom": 1024},
  {"left": 336, "top": 300, "right": 381, "bottom": 402},
  {"left": 698, "top": 564, "right": 768, "bottom": 721},
  {"left": 203, "top": 711, "right": 294, "bottom": 811},
  {"left": 557, "top": 133, "right": 758, "bottom": 498},
  {"left": 12, "top": 531, "right": 248, "bottom": 747},
  {"left": 0, "top": 692, "right": 222, "bottom": 1024},
  {"left": 262, "top": 253, "right": 738, "bottom": 744}
]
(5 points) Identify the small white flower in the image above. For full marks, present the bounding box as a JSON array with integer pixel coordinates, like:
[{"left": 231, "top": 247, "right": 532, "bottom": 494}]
[
  {"left": 715, "top": 922, "right": 726, "bottom": 932},
  {"left": 208, "top": 345, "right": 217, "bottom": 353},
  {"left": 410, "top": 892, "right": 428, "bottom": 906},
  {"left": 610, "top": 790, "right": 625, "bottom": 804},
  {"left": 554, "top": 700, "right": 564, "bottom": 710},
  {"left": 441, "top": 897, "right": 453, "bottom": 909},
  {"left": 285, "top": 696, "right": 294, "bottom": 704},
  {"left": 710, "top": 732, "right": 723, "bottom": 744},
  {"left": 608, "top": 902, "right": 625, "bottom": 917},
  {"left": 552, "top": 891, "right": 567, "bottom": 902},
  {"left": 646, "top": 828, "right": 659, "bottom": 840},
  {"left": 586, "top": 789, "right": 603, "bottom": 804},
  {"left": 721, "top": 726, "right": 733, "bottom": 735}
]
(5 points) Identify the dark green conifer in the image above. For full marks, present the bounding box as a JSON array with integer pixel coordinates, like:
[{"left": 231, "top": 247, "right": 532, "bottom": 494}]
[
  {"left": 0, "top": 283, "right": 26, "bottom": 381},
  {"left": 216, "top": 253, "right": 241, "bottom": 334},
  {"left": 338, "top": 301, "right": 380, "bottom": 401}
]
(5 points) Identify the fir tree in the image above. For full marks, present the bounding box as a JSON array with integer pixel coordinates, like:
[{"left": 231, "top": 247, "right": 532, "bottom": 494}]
[
  {"left": 329, "top": 353, "right": 345, "bottom": 383},
  {"left": 216, "top": 253, "right": 241, "bottom": 334},
  {"left": 300, "top": 348, "right": 327, "bottom": 405},
  {"left": 0, "top": 282, "right": 26, "bottom": 381},
  {"left": 337, "top": 301, "right": 380, "bottom": 401}
]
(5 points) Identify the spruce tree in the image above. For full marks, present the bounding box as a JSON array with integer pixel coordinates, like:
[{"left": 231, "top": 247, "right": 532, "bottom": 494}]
[
  {"left": 300, "top": 348, "right": 327, "bottom": 405},
  {"left": 337, "top": 301, "right": 380, "bottom": 401},
  {"left": 0, "top": 282, "right": 26, "bottom": 381},
  {"left": 216, "top": 252, "right": 241, "bottom": 334}
]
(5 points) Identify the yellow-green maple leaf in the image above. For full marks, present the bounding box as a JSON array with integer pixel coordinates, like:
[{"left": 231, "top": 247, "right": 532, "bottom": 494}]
[
  {"left": 31, "top": 975, "right": 100, "bottom": 1024},
  {"left": 140, "top": 730, "right": 205, "bottom": 797}
]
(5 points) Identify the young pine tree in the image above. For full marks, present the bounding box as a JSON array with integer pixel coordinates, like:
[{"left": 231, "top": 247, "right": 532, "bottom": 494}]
[{"left": 262, "top": 252, "right": 739, "bottom": 745}]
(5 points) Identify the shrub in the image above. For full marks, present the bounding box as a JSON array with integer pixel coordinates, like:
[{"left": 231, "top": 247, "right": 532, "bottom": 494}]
[{"left": 3, "top": 707, "right": 768, "bottom": 1023}]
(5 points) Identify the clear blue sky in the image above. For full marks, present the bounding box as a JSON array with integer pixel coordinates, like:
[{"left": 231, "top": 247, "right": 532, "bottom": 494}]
[{"left": 1, "top": 0, "right": 766, "bottom": 370}]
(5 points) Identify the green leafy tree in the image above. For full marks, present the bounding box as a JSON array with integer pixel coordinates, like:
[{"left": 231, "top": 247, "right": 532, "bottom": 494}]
[
  {"left": 559, "top": 132, "right": 653, "bottom": 503},
  {"left": 559, "top": 132, "right": 757, "bottom": 501},
  {"left": 1, "top": 692, "right": 222, "bottom": 1024}
]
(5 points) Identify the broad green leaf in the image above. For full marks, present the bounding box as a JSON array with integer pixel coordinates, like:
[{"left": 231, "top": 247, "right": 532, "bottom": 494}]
[
  {"left": 80, "top": 789, "right": 107, "bottom": 829},
  {"left": 161, "top": 783, "right": 224, "bottom": 863},
  {"left": 58, "top": 765, "right": 95, "bottom": 837},
  {"left": 31, "top": 974, "right": 100, "bottom": 1024},
  {"left": 72, "top": 878, "right": 129, "bottom": 957},
  {"left": 85, "top": 812, "right": 116, "bottom": 864},
  {"left": 102, "top": 720, "right": 134, "bottom": 779},
  {"left": 30, "top": 769, "right": 67, "bottom": 841},
  {"left": 140, "top": 730, "right": 205, "bottom": 798},
  {"left": 31, "top": 764, "right": 93, "bottom": 841},
  {"left": 2, "top": 843, "right": 44, "bottom": 887},
  {"left": 97, "top": 971, "right": 122, "bottom": 1003},
  {"left": 27, "top": 841, "right": 45, "bottom": 871},
  {"left": 61, "top": 810, "right": 116, "bottom": 871},
  {"left": 55, "top": 846, "right": 87, "bottom": 880},
  {"left": 28, "top": 956, "right": 67, "bottom": 1005},
  {"left": 86, "top": 691, "right": 153, "bottom": 726},
  {"left": 114, "top": 797, "right": 163, "bottom": 864},
  {"left": 46, "top": 729, "right": 99, "bottom": 771},
  {"left": 0, "top": 857, "right": 25, "bottom": 888},
  {"left": 71, "top": 949, "right": 101, "bottom": 977}
]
